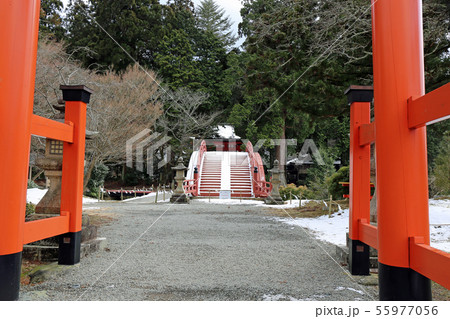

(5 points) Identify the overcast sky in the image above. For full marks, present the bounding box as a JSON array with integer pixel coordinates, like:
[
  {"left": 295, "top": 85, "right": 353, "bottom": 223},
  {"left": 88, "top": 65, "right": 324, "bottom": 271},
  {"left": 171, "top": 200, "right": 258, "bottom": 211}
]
[{"left": 61, "top": 0, "right": 244, "bottom": 47}]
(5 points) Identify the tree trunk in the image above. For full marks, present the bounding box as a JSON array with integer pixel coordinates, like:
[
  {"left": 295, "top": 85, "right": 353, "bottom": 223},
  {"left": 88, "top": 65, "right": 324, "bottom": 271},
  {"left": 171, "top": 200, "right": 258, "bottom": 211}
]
[
  {"left": 83, "top": 154, "right": 100, "bottom": 192},
  {"left": 276, "top": 111, "right": 287, "bottom": 186}
]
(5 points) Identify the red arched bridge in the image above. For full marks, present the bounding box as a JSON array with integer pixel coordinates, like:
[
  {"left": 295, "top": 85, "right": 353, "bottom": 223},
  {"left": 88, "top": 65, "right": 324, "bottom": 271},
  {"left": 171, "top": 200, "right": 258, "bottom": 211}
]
[{"left": 183, "top": 140, "right": 272, "bottom": 198}]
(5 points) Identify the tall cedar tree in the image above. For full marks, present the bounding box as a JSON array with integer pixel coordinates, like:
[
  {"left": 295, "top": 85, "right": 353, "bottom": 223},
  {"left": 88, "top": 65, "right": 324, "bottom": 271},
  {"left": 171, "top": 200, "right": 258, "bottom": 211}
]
[
  {"left": 233, "top": 0, "right": 449, "bottom": 171},
  {"left": 40, "top": 0, "right": 66, "bottom": 41},
  {"left": 196, "top": 0, "right": 238, "bottom": 49},
  {"left": 65, "top": 0, "right": 163, "bottom": 72}
]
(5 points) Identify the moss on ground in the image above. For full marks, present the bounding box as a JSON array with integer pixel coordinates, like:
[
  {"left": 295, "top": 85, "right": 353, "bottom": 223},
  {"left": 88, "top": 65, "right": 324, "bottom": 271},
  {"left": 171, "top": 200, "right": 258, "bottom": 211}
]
[{"left": 269, "top": 199, "right": 349, "bottom": 218}]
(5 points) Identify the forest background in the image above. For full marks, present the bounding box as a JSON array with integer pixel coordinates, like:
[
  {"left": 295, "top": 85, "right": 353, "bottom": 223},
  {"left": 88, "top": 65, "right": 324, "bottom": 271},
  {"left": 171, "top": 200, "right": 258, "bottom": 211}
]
[{"left": 32, "top": 0, "right": 450, "bottom": 198}]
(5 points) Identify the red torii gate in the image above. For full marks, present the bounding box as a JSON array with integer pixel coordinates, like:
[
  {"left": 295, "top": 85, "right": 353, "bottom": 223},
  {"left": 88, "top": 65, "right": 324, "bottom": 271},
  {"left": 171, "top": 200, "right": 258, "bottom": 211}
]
[
  {"left": 1, "top": 0, "right": 449, "bottom": 302},
  {"left": 346, "top": 0, "right": 450, "bottom": 300},
  {"left": 0, "top": 0, "right": 92, "bottom": 301}
]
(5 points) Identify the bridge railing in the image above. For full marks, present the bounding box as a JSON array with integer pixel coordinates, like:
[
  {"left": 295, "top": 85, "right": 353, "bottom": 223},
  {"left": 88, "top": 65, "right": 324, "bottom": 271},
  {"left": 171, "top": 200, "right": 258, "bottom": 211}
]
[
  {"left": 246, "top": 141, "right": 271, "bottom": 197},
  {"left": 183, "top": 179, "right": 198, "bottom": 196}
]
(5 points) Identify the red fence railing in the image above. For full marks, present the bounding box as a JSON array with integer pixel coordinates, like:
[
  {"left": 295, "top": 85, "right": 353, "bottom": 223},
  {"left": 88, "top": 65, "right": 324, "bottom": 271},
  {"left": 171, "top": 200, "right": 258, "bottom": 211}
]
[{"left": 246, "top": 141, "right": 271, "bottom": 197}]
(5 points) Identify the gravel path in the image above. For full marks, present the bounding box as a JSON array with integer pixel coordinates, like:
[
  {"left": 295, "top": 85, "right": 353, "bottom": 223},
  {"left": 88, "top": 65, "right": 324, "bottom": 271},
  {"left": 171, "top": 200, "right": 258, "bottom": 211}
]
[{"left": 20, "top": 195, "right": 378, "bottom": 301}]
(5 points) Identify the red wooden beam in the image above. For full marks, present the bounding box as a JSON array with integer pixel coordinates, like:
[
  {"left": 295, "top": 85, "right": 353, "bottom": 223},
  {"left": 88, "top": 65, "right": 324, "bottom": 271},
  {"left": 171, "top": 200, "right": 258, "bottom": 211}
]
[
  {"left": 31, "top": 114, "right": 74, "bottom": 143},
  {"left": 358, "top": 219, "right": 378, "bottom": 250},
  {"left": 410, "top": 237, "right": 450, "bottom": 290},
  {"left": 359, "top": 122, "right": 375, "bottom": 146},
  {"left": 408, "top": 82, "right": 450, "bottom": 128},
  {"left": 23, "top": 212, "right": 70, "bottom": 245}
]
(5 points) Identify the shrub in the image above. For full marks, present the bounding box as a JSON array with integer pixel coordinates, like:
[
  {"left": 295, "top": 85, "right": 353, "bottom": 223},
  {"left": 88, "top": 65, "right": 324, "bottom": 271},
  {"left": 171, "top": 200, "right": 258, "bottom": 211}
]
[
  {"left": 431, "top": 134, "right": 450, "bottom": 196},
  {"left": 326, "top": 166, "right": 349, "bottom": 200},
  {"left": 27, "top": 180, "right": 39, "bottom": 189},
  {"left": 279, "top": 184, "right": 309, "bottom": 201},
  {"left": 86, "top": 163, "right": 109, "bottom": 198},
  {"left": 26, "top": 202, "right": 35, "bottom": 216},
  {"left": 305, "top": 147, "right": 337, "bottom": 199}
]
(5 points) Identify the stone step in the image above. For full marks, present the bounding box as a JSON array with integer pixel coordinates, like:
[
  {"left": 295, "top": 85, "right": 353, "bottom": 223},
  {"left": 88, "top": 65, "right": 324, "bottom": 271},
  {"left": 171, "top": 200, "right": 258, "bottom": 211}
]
[{"left": 23, "top": 237, "right": 107, "bottom": 262}]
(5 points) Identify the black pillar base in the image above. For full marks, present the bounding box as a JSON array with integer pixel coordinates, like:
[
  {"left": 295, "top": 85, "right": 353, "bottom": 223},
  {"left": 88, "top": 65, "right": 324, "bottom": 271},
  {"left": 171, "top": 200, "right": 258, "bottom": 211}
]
[
  {"left": 58, "top": 231, "right": 81, "bottom": 265},
  {"left": 379, "top": 262, "right": 432, "bottom": 301},
  {"left": 170, "top": 193, "right": 189, "bottom": 203},
  {"left": 0, "top": 251, "right": 22, "bottom": 301},
  {"left": 349, "top": 239, "right": 370, "bottom": 275}
]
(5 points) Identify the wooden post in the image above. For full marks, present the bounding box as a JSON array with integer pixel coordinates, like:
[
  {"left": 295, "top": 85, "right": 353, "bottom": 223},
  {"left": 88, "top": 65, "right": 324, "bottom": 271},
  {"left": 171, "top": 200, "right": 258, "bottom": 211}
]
[
  {"left": 59, "top": 85, "right": 92, "bottom": 266},
  {"left": 372, "top": 0, "right": 431, "bottom": 300},
  {"left": 345, "top": 85, "right": 373, "bottom": 276},
  {"left": 155, "top": 186, "right": 159, "bottom": 203},
  {"left": 328, "top": 195, "right": 332, "bottom": 218},
  {"left": 120, "top": 188, "right": 123, "bottom": 201},
  {"left": 0, "top": 0, "right": 41, "bottom": 301}
]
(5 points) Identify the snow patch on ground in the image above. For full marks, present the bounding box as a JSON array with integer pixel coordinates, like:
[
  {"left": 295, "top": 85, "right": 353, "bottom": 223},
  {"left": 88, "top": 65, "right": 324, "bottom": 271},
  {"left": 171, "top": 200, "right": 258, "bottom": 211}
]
[
  {"left": 335, "top": 286, "right": 364, "bottom": 295},
  {"left": 27, "top": 188, "right": 172, "bottom": 205},
  {"left": 122, "top": 191, "right": 170, "bottom": 202},
  {"left": 261, "top": 294, "right": 300, "bottom": 301},
  {"left": 274, "top": 199, "right": 450, "bottom": 253},
  {"left": 195, "top": 198, "right": 264, "bottom": 205},
  {"left": 26, "top": 188, "right": 48, "bottom": 204},
  {"left": 82, "top": 196, "right": 102, "bottom": 203},
  {"left": 27, "top": 188, "right": 104, "bottom": 205},
  {"left": 276, "top": 211, "right": 349, "bottom": 247},
  {"left": 262, "top": 293, "right": 327, "bottom": 301},
  {"left": 194, "top": 198, "right": 309, "bottom": 208}
]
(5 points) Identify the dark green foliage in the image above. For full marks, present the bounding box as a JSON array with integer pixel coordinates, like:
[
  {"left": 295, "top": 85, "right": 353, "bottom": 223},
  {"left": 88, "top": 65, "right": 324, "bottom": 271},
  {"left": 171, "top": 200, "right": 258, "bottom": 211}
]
[
  {"left": 427, "top": 121, "right": 450, "bottom": 171},
  {"left": 305, "top": 147, "right": 337, "bottom": 199},
  {"left": 65, "top": 0, "right": 163, "bottom": 72},
  {"left": 309, "top": 115, "right": 351, "bottom": 165},
  {"left": 26, "top": 202, "right": 36, "bottom": 216},
  {"left": 431, "top": 134, "right": 450, "bottom": 196},
  {"left": 123, "top": 167, "right": 148, "bottom": 186},
  {"left": 327, "top": 166, "right": 349, "bottom": 200},
  {"left": 40, "top": 0, "right": 65, "bottom": 41},
  {"left": 27, "top": 180, "right": 39, "bottom": 189},
  {"left": 86, "top": 163, "right": 109, "bottom": 197},
  {"left": 155, "top": 29, "right": 202, "bottom": 90},
  {"left": 196, "top": 0, "right": 238, "bottom": 49}
]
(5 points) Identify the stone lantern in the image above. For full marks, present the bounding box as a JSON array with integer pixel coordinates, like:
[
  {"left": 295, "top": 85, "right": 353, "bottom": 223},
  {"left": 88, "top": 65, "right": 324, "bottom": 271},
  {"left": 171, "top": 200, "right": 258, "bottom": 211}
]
[
  {"left": 170, "top": 157, "right": 189, "bottom": 203},
  {"left": 265, "top": 159, "right": 285, "bottom": 205},
  {"left": 35, "top": 101, "right": 97, "bottom": 214},
  {"left": 35, "top": 102, "right": 65, "bottom": 214}
]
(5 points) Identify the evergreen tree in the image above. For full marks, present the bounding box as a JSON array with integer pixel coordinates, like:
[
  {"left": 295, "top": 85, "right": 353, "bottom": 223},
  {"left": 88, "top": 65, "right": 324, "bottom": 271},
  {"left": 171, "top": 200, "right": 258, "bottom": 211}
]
[
  {"left": 196, "top": 0, "right": 238, "bottom": 49},
  {"left": 40, "top": 0, "right": 66, "bottom": 40},
  {"left": 65, "top": 0, "right": 163, "bottom": 72},
  {"left": 236, "top": 0, "right": 449, "bottom": 179},
  {"left": 154, "top": 29, "right": 203, "bottom": 90}
]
